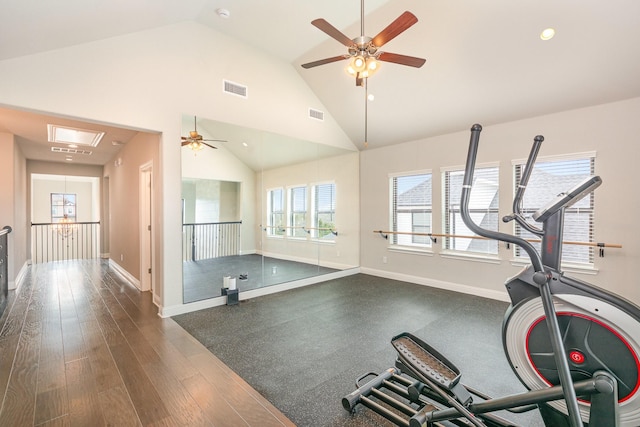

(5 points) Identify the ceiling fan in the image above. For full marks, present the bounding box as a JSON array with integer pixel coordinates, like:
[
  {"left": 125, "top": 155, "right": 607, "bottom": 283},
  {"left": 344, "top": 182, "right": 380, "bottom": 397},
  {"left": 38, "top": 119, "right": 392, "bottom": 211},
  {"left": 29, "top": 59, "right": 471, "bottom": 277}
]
[
  {"left": 301, "top": 0, "right": 426, "bottom": 86},
  {"left": 181, "top": 116, "right": 226, "bottom": 151}
]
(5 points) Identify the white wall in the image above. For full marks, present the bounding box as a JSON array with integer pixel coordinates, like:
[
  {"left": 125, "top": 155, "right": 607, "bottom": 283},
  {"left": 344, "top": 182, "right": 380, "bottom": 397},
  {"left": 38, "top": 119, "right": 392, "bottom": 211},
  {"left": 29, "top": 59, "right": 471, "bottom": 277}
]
[
  {"left": 31, "top": 176, "right": 99, "bottom": 223},
  {"left": 360, "top": 98, "right": 640, "bottom": 305},
  {"left": 0, "top": 22, "right": 354, "bottom": 313}
]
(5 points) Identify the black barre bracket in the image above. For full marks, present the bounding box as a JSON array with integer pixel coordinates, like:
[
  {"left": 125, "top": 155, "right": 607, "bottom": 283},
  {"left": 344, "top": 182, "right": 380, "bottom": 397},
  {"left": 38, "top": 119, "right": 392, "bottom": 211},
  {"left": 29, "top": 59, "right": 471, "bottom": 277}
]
[
  {"left": 378, "top": 231, "right": 388, "bottom": 240},
  {"left": 598, "top": 242, "right": 605, "bottom": 258}
]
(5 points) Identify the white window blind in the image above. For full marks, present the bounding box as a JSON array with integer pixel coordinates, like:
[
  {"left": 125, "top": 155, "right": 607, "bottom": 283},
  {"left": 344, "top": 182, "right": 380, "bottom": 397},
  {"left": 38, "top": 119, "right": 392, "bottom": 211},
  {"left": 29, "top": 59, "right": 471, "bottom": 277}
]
[
  {"left": 390, "top": 173, "right": 432, "bottom": 248},
  {"left": 444, "top": 166, "right": 499, "bottom": 255},
  {"left": 289, "top": 186, "right": 307, "bottom": 238},
  {"left": 268, "top": 188, "right": 284, "bottom": 236},
  {"left": 514, "top": 155, "right": 596, "bottom": 264},
  {"left": 313, "top": 183, "right": 336, "bottom": 240}
]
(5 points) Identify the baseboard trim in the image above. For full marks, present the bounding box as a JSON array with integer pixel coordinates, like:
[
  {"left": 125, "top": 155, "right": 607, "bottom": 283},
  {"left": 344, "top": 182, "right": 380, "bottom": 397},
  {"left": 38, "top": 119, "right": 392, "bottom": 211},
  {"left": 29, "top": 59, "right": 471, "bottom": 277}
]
[
  {"left": 359, "top": 267, "right": 510, "bottom": 303},
  {"left": 108, "top": 259, "right": 141, "bottom": 290},
  {"left": 159, "top": 267, "right": 361, "bottom": 318},
  {"left": 9, "top": 261, "right": 29, "bottom": 291}
]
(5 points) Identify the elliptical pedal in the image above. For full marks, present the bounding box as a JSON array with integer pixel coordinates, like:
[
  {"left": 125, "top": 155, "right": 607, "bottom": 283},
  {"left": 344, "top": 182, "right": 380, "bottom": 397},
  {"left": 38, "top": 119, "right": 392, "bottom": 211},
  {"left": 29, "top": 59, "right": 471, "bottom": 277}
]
[
  {"left": 392, "top": 332, "right": 472, "bottom": 406},
  {"left": 393, "top": 333, "right": 460, "bottom": 390}
]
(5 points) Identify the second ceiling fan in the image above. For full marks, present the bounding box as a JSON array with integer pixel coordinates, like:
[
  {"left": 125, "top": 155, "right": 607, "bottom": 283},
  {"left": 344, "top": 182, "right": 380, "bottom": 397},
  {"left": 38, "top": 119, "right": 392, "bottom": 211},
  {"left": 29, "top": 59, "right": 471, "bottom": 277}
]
[
  {"left": 301, "top": 0, "right": 426, "bottom": 86},
  {"left": 181, "top": 116, "right": 227, "bottom": 152}
]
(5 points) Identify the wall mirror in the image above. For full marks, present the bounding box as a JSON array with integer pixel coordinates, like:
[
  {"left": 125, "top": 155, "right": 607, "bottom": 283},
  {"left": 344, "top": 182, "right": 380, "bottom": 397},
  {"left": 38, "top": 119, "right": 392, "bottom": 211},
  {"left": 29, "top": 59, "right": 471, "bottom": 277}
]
[{"left": 181, "top": 115, "right": 360, "bottom": 304}]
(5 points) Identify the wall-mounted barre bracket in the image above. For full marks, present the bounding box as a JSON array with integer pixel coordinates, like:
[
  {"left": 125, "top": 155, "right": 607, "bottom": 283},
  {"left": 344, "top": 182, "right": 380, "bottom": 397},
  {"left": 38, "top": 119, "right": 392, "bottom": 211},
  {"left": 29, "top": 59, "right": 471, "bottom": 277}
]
[
  {"left": 331, "top": 230, "right": 338, "bottom": 236},
  {"left": 376, "top": 230, "right": 388, "bottom": 240}
]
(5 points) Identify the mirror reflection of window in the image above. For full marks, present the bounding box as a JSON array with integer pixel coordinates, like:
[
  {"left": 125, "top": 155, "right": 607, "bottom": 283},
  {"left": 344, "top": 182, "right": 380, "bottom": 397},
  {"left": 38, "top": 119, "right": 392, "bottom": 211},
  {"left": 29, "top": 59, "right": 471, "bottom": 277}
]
[
  {"left": 313, "top": 183, "right": 336, "bottom": 241},
  {"left": 289, "top": 186, "right": 307, "bottom": 238},
  {"left": 268, "top": 188, "right": 285, "bottom": 236}
]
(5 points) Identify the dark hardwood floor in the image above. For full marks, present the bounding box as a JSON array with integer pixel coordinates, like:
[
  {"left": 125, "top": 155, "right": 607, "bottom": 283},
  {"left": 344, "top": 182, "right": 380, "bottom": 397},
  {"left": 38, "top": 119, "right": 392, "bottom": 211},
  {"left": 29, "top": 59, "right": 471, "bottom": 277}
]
[{"left": 0, "top": 260, "right": 294, "bottom": 426}]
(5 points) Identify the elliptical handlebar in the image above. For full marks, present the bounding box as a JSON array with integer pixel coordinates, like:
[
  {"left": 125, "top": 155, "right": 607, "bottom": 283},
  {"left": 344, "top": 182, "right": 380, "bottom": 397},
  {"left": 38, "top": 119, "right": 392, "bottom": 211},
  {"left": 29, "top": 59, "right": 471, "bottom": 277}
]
[
  {"left": 461, "top": 124, "right": 546, "bottom": 277},
  {"left": 506, "top": 135, "right": 545, "bottom": 236},
  {"left": 461, "top": 124, "right": 584, "bottom": 427}
]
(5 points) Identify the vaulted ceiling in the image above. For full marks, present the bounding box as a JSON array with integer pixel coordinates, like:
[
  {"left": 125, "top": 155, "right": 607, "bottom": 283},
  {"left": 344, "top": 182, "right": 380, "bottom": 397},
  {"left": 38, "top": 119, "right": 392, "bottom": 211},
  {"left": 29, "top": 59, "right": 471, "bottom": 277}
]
[{"left": 2, "top": 0, "right": 640, "bottom": 162}]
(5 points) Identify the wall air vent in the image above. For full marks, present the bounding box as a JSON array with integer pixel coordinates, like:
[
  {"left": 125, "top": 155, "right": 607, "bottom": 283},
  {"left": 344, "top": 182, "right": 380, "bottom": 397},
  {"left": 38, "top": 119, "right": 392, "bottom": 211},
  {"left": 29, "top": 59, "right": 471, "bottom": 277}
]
[
  {"left": 309, "top": 108, "right": 324, "bottom": 121},
  {"left": 51, "top": 147, "right": 93, "bottom": 155},
  {"left": 223, "top": 80, "right": 248, "bottom": 98}
]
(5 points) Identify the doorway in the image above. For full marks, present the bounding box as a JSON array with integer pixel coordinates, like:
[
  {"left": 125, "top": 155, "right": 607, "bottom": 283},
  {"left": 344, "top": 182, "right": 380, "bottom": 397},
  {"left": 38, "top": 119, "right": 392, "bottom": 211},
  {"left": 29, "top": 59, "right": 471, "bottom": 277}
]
[{"left": 139, "top": 163, "right": 154, "bottom": 295}]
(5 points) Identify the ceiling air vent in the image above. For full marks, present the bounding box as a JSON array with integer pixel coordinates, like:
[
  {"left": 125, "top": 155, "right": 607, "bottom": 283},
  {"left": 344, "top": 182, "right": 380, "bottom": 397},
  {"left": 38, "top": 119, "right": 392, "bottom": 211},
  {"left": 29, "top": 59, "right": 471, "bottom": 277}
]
[
  {"left": 309, "top": 108, "right": 324, "bottom": 121},
  {"left": 51, "top": 147, "right": 93, "bottom": 155},
  {"left": 223, "top": 79, "right": 248, "bottom": 98}
]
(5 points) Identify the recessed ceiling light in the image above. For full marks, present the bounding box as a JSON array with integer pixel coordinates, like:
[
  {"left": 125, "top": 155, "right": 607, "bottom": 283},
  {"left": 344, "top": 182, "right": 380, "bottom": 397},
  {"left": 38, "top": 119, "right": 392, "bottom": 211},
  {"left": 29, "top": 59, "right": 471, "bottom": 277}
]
[
  {"left": 540, "top": 28, "right": 556, "bottom": 41},
  {"left": 242, "top": 142, "right": 248, "bottom": 147},
  {"left": 367, "top": 94, "right": 375, "bottom": 101},
  {"left": 216, "top": 8, "right": 230, "bottom": 19}
]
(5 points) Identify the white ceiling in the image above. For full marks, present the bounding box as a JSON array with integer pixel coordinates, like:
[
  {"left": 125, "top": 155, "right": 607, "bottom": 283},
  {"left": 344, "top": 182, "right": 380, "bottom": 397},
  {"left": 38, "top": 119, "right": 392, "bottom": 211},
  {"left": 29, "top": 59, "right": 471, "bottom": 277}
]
[{"left": 2, "top": 0, "right": 640, "bottom": 163}]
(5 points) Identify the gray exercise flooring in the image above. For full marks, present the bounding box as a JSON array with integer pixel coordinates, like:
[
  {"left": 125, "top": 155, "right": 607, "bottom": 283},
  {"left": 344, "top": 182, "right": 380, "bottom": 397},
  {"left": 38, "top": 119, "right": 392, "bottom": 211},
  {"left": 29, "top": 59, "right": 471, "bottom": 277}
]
[{"left": 173, "top": 274, "right": 546, "bottom": 426}]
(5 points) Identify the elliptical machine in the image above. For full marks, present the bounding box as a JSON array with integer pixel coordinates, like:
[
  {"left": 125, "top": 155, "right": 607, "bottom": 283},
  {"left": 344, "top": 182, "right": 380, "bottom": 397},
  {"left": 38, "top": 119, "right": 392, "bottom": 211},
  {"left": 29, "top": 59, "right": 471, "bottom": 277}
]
[{"left": 342, "top": 124, "right": 640, "bottom": 426}]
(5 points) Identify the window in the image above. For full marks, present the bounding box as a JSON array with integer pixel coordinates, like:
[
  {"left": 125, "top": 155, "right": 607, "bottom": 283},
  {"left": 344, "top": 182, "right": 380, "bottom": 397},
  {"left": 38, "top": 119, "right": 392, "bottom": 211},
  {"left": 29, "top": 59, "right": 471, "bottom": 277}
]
[
  {"left": 514, "top": 154, "right": 596, "bottom": 265},
  {"left": 312, "top": 183, "right": 336, "bottom": 240},
  {"left": 444, "top": 166, "right": 499, "bottom": 255},
  {"left": 267, "top": 188, "right": 284, "bottom": 236},
  {"left": 51, "top": 193, "right": 76, "bottom": 222},
  {"left": 390, "top": 172, "right": 432, "bottom": 248},
  {"left": 288, "top": 186, "right": 307, "bottom": 238}
]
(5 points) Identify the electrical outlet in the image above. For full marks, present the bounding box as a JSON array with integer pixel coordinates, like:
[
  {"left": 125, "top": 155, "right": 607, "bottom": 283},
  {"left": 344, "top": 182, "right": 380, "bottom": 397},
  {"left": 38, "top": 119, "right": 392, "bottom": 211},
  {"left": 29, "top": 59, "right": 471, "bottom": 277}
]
[
  {"left": 382, "top": 256, "right": 387, "bottom": 264},
  {"left": 120, "top": 254, "right": 124, "bottom": 261}
]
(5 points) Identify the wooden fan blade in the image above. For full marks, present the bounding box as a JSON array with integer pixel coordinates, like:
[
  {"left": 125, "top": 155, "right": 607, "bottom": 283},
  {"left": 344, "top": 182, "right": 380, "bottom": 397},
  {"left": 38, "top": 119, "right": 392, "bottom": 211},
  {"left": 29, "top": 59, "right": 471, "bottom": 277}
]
[
  {"left": 201, "top": 142, "right": 218, "bottom": 149},
  {"left": 378, "top": 52, "right": 426, "bottom": 68},
  {"left": 301, "top": 55, "right": 348, "bottom": 69},
  {"left": 372, "top": 11, "right": 418, "bottom": 48},
  {"left": 181, "top": 140, "right": 190, "bottom": 146},
  {"left": 202, "top": 139, "right": 227, "bottom": 143},
  {"left": 311, "top": 19, "right": 356, "bottom": 48}
]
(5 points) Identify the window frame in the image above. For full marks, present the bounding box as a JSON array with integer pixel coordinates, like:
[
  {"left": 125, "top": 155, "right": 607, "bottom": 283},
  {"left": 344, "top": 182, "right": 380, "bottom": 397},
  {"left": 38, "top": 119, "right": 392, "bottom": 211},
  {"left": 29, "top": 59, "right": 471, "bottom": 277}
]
[
  {"left": 442, "top": 163, "right": 500, "bottom": 258},
  {"left": 389, "top": 170, "right": 433, "bottom": 251},
  {"left": 51, "top": 193, "right": 77, "bottom": 223},
  {"left": 287, "top": 184, "right": 308, "bottom": 239},
  {"left": 512, "top": 152, "right": 597, "bottom": 267},
  {"left": 311, "top": 182, "right": 336, "bottom": 242},
  {"left": 266, "top": 187, "right": 285, "bottom": 237}
]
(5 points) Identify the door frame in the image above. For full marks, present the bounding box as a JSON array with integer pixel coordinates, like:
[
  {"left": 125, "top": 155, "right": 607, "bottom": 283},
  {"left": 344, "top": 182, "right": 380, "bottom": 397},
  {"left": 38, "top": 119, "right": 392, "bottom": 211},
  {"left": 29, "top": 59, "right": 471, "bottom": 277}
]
[{"left": 139, "top": 162, "right": 154, "bottom": 295}]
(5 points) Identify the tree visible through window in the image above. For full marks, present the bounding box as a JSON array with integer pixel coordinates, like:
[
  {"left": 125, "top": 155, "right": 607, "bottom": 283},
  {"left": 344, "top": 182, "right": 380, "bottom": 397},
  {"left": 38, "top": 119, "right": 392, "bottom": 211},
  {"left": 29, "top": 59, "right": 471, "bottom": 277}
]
[
  {"left": 444, "top": 167, "right": 499, "bottom": 255},
  {"left": 289, "top": 186, "right": 307, "bottom": 238},
  {"left": 390, "top": 173, "right": 432, "bottom": 248},
  {"left": 267, "top": 188, "right": 284, "bottom": 236},
  {"left": 514, "top": 155, "right": 596, "bottom": 265}
]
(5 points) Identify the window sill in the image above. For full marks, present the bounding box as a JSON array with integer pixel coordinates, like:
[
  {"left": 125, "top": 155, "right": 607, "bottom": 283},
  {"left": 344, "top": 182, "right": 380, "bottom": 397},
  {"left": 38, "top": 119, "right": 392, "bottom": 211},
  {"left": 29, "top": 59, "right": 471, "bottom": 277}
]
[
  {"left": 509, "top": 259, "right": 599, "bottom": 275},
  {"left": 439, "top": 250, "right": 502, "bottom": 265},
  {"left": 388, "top": 245, "right": 434, "bottom": 256}
]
